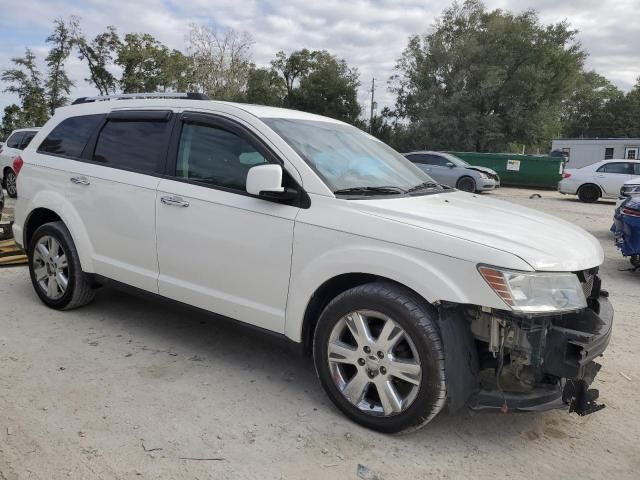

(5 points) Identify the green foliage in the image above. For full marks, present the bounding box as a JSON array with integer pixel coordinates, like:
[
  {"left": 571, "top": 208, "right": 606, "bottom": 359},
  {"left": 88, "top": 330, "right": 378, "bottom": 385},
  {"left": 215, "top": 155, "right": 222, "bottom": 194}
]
[
  {"left": 244, "top": 67, "right": 285, "bottom": 106},
  {"left": 75, "top": 26, "right": 120, "bottom": 95},
  {"left": 1, "top": 48, "right": 49, "bottom": 127},
  {"left": 45, "top": 17, "right": 78, "bottom": 114},
  {"left": 0, "top": 104, "right": 22, "bottom": 140},
  {"left": 268, "top": 49, "right": 361, "bottom": 124},
  {"left": 392, "top": 0, "right": 586, "bottom": 152}
]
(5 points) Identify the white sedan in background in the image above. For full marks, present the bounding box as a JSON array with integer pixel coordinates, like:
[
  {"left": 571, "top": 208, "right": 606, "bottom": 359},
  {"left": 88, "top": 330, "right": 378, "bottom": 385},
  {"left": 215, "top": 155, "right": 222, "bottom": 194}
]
[{"left": 558, "top": 159, "right": 640, "bottom": 203}]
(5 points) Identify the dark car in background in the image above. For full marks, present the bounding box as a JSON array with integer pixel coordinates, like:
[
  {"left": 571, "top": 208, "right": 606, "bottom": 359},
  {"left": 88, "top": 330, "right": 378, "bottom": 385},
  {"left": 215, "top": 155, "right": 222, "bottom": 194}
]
[{"left": 404, "top": 151, "right": 500, "bottom": 193}]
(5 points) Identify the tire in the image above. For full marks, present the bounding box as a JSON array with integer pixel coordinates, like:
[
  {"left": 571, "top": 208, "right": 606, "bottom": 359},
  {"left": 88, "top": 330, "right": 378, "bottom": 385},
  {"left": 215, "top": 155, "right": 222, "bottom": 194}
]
[
  {"left": 4, "top": 169, "right": 17, "bottom": 198},
  {"left": 27, "top": 221, "right": 95, "bottom": 310},
  {"left": 313, "top": 282, "right": 446, "bottom": 434},
  {"left": 577, "top": 184, "right": 601, "bottom": 203},
  {"left": 456, "top": 176, "right": 476, "bottom": 193}
]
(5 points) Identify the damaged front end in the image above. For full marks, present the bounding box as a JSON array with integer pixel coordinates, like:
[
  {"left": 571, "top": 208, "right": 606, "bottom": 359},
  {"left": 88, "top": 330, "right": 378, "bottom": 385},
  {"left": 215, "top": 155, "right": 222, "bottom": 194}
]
[{"left": 439, "top": 269, "right": 613, "bottom": 416}]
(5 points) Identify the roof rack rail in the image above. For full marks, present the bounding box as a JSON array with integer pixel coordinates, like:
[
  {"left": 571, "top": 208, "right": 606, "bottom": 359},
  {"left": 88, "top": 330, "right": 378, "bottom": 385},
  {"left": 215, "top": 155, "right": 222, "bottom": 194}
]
[{"left": 71, "top": 92, "right": 209, "bottom": 105}]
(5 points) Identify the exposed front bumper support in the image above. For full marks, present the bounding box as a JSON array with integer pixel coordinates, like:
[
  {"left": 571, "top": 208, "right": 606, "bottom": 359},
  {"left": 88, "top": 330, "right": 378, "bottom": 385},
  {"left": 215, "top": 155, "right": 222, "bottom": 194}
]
[{"left": 440, "top": 294, "right": 613, "bottom": 416}]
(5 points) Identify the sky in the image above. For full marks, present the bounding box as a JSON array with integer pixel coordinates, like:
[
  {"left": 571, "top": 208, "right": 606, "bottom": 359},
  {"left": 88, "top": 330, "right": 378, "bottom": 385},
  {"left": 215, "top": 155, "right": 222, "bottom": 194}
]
[{"left": 0, "top": 0, "right": 638, "bottom": 116}]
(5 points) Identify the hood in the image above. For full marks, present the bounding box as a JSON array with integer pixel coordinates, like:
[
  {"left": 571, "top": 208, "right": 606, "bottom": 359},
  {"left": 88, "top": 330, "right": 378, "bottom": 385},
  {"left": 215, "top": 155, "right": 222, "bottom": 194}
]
[
  {"left": 353, "top": 191, "right": 603, "bottom": 272},
  {"left": 467, "top": 166, "right": 498, "bottom": 176}
]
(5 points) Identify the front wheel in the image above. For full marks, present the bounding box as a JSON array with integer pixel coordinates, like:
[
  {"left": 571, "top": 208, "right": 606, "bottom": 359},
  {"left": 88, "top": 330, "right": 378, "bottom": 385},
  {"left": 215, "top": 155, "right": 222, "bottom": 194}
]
[
  {"left": 313, "top": 282, "right": 446, "bottom": 433},
  {"left": 456, "top": 176, "right": 476, "bottom": 193},
  {"left": 28, "top": 221, "right": 95, "bottom": 310},
  {"left": 4, "top": 170, "right": 17, "bottom": 198}
]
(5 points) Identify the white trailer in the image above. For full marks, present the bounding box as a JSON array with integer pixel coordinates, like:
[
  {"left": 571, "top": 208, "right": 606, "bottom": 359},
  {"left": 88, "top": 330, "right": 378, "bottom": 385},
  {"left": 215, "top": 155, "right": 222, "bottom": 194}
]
[{"left": 551, "top": 138, "right": 640, "bottom": 169}]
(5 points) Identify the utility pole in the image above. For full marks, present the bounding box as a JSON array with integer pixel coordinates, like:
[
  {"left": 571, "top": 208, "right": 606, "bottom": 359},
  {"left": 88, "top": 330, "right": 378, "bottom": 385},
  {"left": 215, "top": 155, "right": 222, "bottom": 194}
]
[{"left": 369, "top": 78, "right": 376, "bottom": 134}]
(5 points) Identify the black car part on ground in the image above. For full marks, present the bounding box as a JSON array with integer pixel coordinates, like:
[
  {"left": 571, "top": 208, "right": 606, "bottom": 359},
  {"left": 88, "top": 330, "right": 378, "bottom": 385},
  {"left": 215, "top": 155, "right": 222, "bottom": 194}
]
[{"left": 437, "top": 271, "right": 612, "bottom": 416}]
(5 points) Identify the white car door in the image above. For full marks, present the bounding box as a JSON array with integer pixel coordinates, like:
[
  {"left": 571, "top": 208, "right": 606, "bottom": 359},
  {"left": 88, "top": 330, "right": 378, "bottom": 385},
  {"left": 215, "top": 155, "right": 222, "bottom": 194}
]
[
  {"left": 36, "top": 110, "right": 172, "bottom": 292},
  {"left": 156, "top": 112, "right": 299, "bottom": 333},
  {"left": 594, "top": 161, "right": 635, "bottom": 197}
]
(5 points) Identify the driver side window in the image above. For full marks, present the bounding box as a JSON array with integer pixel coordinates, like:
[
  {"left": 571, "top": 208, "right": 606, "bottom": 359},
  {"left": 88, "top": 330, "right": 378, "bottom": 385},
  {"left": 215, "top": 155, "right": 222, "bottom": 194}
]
[{"left": 176, "top": 123, "right": 268, "bottom": 191}]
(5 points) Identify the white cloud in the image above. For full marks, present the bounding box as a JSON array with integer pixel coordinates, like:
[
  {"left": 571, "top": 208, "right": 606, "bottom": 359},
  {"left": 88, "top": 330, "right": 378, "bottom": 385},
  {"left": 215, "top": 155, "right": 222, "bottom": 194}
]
[{"left": 0, "top": 0, "right": 638, "bottom": 119}]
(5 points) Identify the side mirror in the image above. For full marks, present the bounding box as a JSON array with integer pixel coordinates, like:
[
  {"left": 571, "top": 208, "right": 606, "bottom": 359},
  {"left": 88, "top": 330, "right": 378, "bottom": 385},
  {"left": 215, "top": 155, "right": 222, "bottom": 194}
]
[
  {"left": 446, "top": 162, "right": 455, "bottom": 168},
  {"left": 246, "top": 164, "right": 297, "bottom": 200}
]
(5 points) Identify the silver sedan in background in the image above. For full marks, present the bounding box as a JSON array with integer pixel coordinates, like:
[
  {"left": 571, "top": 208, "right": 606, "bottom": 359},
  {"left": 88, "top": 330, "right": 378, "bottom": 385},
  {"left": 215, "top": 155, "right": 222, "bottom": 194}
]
[{"left": 404, "top": 151, "right": 500, "bottom": 192}]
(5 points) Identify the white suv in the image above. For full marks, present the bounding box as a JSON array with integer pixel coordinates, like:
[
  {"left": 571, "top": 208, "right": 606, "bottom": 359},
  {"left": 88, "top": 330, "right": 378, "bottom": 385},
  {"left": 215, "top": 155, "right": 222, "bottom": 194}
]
[
  {"left": 0, "top": 127, "right": 40, "bottom": 198},
  {"left": 13, "top": 93, "right": 613, "bottom": 433}
]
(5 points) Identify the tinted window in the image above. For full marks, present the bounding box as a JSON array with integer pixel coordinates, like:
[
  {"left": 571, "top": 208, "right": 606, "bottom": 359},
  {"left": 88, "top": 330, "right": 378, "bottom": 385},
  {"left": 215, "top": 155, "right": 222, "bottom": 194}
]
[
  {"left": 633, "top": 163, "right": 640, "bottom": 175},
  {"left": 6, "top": 132, "right": 25, "bottom": 149},
  {"left": 598, "top": 162, "right": 632, "bottom": 174},
  {"left": 19, "top": 130, "right": 37, "bottom": 149},
  {"left": 426, "top": 154, "right": 450, "bottom": 166},
  {"left": 405, "top": 154, "right": 430, "bottom": 165},
  {"left": 176, "top": 123, "right": 268, "bottom": 191},
  {"left": 39, "top": 115, "right": 104, "bottom": 158},
  {"left": 93, "top": 120, "right": 170, "bottom": 173}
]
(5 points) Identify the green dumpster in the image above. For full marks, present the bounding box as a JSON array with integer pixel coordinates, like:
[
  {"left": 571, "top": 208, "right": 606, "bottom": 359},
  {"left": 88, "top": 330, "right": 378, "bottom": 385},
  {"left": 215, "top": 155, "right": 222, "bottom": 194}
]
[{"left": 447, "top": 152, "right": 565, "bottom": 189}]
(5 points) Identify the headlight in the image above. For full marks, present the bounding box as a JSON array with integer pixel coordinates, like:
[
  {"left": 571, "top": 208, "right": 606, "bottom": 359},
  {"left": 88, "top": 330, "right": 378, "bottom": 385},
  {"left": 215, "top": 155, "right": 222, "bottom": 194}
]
[
  {"left": 621, "top": 184, "right": 640, "bottom": 196},
  {"left": 479, "top": 266, "right": 587, "bottom": 313},
  {"left": 478, "top": 172, "right": 488, "bottom": 179}
]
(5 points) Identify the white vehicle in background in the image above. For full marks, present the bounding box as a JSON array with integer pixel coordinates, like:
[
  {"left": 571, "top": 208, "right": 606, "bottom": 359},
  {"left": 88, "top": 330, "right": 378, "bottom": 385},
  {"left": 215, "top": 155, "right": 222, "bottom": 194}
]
[
  {"left": 0, "top": 127, "right": 40, "bottom": 198},
  {"left": 12, "top": 93, "right": 612, "bottom": 433},
  {"left": 558, "top": 159, "right": 640, "bottom": 203}
]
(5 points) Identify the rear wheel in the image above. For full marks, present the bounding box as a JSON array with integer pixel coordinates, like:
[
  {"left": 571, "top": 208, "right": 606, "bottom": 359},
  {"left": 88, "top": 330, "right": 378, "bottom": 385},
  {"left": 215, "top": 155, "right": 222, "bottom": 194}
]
[
  {"left": 4, "top": 170, "right": 17, "bottom": 198},
  {"left": 28, "top": 221, "right": 95, "bottom": 310},
  {"left": 578, "top": 184, "right": 601, "bottom": 203},
  {"left": 456, "top": 176, "right": 476, "bottom": 193},
  {"left": 313, "top": 282, "right": 446, "bottom": 433}
]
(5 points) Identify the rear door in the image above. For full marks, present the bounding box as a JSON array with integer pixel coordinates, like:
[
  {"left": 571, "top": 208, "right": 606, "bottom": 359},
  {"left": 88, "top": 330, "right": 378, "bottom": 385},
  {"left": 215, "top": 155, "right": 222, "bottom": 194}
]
[
  {"left": 595, "top": 162, "right": 635, "bottom": 196},
  {"left": 37, "top": 110, "right": 173, "bottom": 291},
  {"left": 406, "top": 154, "right": 443, "bottom": 182}
]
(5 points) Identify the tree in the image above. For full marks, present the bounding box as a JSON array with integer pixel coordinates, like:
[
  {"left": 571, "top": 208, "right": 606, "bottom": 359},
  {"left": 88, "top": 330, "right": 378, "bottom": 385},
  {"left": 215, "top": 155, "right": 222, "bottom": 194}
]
[
  {"left": 116, "top": 33, "right": 170, "bottom": 93},
  {"left": 45, "top": 17, "right": 78, "bottom": 114},
  {"left": 244, "top": 67, "right": 285, "bottom": 106},
  {"left": 271, "top": 49, "right": 314, "bottom": 105},
  {"left": 185, "top": 24, "right": 253, "bottom": 100},
  {"left": 561, "top": 71, "right": 624, "bottom": 138},
  {"left": 0, "top": 104, "right": 23, "bottom": 140},
  {"left": 76, "top": 26, "right": 120, "bottom": 95},
  {"left": 392, "top": 0, "right": 586, "bottom": 152},
  {"left": 295, "top": 51, "right": 361, "bottom": 123},
  {"left": 269, "top": 49, "right": 361, "bottom": 123},
  {"left": 1, "top": 48, "right": 49, "bottom": 126}
]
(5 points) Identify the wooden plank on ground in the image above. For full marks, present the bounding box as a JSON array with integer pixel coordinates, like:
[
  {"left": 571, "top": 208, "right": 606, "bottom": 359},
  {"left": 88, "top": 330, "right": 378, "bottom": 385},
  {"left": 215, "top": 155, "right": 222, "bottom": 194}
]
[{"left": 0, "top": 238, "right": 27, "bottom": 267}]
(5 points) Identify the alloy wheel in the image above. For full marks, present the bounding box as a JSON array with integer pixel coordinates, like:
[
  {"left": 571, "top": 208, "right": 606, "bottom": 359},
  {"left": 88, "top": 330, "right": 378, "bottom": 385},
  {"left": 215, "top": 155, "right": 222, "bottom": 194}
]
[
  {"left": 32, "top": 235, "right": 69, "bottom": 300},
  {"left": 327, "top": 310, "right": 422, "bottom": 416},
  {"left": 5, "top": 171, "right": 17, "bottom": 197}
]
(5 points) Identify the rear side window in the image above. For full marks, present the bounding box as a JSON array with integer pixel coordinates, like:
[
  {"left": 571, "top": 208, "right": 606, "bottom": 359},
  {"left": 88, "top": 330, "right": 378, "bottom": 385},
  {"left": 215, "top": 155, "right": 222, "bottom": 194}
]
[
  {"left": 19, "top": 131, "right": 38, "bottom": 149},
  {"left": 597, "top": 162, "right": 632, "bottom": 174},
  {"left": 39, "top": 115, "right": 105, "bottom": 158},
  {"left": 6, "top": 132, "right": 25, "bottom": 149},
  {"left": 93, "top": 119, "right": 171, "bottom": 174}
]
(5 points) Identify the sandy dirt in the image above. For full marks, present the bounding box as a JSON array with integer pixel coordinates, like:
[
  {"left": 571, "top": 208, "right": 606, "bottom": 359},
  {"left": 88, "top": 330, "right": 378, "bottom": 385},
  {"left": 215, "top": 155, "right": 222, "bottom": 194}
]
[{"left": 0, "top": 189, "right": 638, "bottom": 479}]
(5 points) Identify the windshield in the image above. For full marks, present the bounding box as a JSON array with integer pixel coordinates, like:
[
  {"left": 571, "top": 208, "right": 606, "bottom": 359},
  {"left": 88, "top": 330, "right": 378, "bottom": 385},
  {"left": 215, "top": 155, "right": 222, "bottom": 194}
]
[{"left": 263, "top": 118, "right": 437, "bottom": 193}]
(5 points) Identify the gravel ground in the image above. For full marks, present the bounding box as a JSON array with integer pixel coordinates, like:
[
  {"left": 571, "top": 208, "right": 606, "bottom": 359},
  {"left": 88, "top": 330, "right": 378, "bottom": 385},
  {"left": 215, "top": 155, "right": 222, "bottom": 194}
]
[{"left": 0, "top": 188, "right": 638, "bottom": 480}]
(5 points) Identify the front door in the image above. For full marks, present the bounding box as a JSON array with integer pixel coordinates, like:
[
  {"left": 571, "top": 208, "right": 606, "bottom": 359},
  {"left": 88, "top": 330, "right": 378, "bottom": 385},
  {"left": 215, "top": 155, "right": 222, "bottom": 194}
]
[{"left": 155, "top": 113, "right": 298, "bottom": 333}]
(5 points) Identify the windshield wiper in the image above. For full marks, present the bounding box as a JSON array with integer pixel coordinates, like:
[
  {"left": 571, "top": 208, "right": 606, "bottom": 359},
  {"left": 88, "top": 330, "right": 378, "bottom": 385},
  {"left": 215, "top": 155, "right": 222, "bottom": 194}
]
[
  {"left": 333, "top": 186, "right": 406, "bottom": 196},
  {"left": 406, "top": 182, "right": 441, "bottom": 193}
]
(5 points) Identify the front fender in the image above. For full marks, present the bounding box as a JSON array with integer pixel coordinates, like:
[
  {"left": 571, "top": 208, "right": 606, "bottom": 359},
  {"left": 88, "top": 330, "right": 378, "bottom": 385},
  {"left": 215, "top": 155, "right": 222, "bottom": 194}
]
[
  {"left": 19, "top": 190, "right": 95, "bottom": 272},
  {"left": 285, "top": 224, "right": 508, "bottom": 342}
]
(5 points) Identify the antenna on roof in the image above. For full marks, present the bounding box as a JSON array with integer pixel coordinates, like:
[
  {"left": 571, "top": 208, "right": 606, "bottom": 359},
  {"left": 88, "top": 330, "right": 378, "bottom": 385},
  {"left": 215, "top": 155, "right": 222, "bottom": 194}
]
[{"left": 71, "top": 92, "right": 208, "bottom": 105}]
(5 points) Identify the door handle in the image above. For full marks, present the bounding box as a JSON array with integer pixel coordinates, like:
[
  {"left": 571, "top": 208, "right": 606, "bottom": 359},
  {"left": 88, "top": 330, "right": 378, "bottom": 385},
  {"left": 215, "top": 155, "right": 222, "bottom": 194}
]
[
  {"left": 160, "top": 195, "right": 190, "bottom": 207},
  {"left": 70, "top": 176, "right": 90, "bottom": 185}
]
